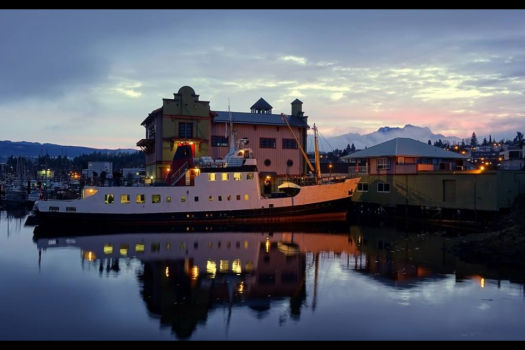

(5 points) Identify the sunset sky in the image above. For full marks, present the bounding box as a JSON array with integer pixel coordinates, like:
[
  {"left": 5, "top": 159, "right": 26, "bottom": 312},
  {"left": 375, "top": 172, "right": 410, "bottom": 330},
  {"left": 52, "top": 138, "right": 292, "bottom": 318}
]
[{"left": 1, "top": 10, "right": 524, "bottom": 149}]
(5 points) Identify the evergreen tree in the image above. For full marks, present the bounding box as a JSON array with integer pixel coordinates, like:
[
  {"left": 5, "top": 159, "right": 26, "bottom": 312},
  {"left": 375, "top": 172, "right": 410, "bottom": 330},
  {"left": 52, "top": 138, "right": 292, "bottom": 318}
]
[
  {"left": 470, "top": 132, "right": 478, "bottom": 147},
  {"left": 351, "top": 143, "right": 356, "bottom": 152},
  {"left": 489, "top": 135, "right": 492, "bottom": 145},
  {"left": 482, "top": 137, "right": 488, "bottom": 146}
]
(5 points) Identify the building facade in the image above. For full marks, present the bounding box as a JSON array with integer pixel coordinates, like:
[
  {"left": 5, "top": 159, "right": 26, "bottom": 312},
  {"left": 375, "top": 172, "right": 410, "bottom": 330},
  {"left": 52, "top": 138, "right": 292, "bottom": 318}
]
[{"left": 137, "top": 86, "right": 309, "bottom": 194}]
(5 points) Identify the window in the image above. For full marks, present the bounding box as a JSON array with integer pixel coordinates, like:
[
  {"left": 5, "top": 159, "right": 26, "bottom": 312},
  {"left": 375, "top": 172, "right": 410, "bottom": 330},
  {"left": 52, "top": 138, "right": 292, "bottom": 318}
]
[
  {"left": 245, "top": 194, "right": 249, "bottom": 201},
  {"left": 218, "top": 196, "right": 222, "bottom": 201},
  {"left": 234, "top": 173, "right": 241, "bottom": 181},
  {"left": 377, "top": 183, "right": 390, "bottom": 193},
  {"left": 152, "top": 194, "right": 161, "bottom": 203},
  {"left": 166, "top": 196, "right": 171, "bottom": 203},
  {"left": 105, "top": 194, "right": 114, "bottom": 204},
  {"left": 181, "top": 196, "right": 186, "bottom": 202},
  {"left": 398, "top": 157, "right": 405, "bottom": 165},
  {"left": 148, "top": 124, "right": 155, "bottom": 139},
  {"left": 209, "top": 173, "right": 217, "bottom": 181},
  {"left": 264, "top": 159, "right": 271, "bottom": 166},
  {"left": 211, "top": 135, "right": 228, "bottom": 147},
  {"left": 236, "top": 195, "right": 241, "bottom": 200},
  {"left": 286, "top": 159, "right": 293, "bottom": 167},
  {"left": 194, "top": 196, "right": 199, "bottom": 202},
  {"left": 221, "top": 173, "right": 229, "bottom": 181},
  {"left": 151, "top": 243, "right": 160, "bottom": 253},
  {"left": 135, "top": 244, "right": 145, "bottom": 253},
  {"left": 179, "top": 122, "right": 193, "bottom": 138},
  {"left": 121, "top": 194, "right": 130, "bottom": 204},
  {"left": 357, "top": 183, "right": 369, "bottom": 192},
  {"left": 136, "top": 194, "right": 145, "bottom": 204},
  {"left": 260, "top": 138, "right": 276, "bottom": 148},
  {"left": 66, "top": 207, "right": 76, "bottom": 212},
  {"left": 104, "top": 244, "right": 113, "bottom": 254},
  {"left": 377, "top": 158, "right": 390, "bottom": 170},
  {"left": 283, "top": 139, "right": 298, "bottom": 149},
  {"left": 246, "top": 173, "right": 254, "bottom": 180},
  {"left": 227, "top": 195, "right": 232, "bottom": 201},
  {"left": 209, "top": 196, "right": 213, "bottom": 201}
]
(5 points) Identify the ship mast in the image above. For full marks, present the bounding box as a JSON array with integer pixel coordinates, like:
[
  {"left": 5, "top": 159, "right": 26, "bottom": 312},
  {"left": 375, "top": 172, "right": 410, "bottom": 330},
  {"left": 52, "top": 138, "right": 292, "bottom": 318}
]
[
  {"left": 228, "top": 100, "right": 235, "bottom": 153},
  {"left": 280, "top": 113, "right": 320, "bottom": 185},
  {"left": 313, "top": 123, "right": 321, "bottom": 183}
]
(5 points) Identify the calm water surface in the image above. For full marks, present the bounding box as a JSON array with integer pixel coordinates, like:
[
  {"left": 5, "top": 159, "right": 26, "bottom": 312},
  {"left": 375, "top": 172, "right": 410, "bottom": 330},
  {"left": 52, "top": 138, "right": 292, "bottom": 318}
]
[{"left": 1, "top": 209, "right": 524, "bottom": 340}]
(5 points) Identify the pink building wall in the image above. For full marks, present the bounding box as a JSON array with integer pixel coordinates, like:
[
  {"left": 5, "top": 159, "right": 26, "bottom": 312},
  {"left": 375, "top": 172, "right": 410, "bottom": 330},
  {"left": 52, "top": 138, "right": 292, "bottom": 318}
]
[{"left": 210, "top": 123, "right": 306, "bottom": 176}]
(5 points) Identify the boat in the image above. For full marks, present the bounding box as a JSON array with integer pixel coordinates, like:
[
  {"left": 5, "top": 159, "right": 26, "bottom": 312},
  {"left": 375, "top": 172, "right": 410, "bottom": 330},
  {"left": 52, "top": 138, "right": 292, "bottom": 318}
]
[{"left": 32, "top": 114, "right": 360, "bottom": 225}]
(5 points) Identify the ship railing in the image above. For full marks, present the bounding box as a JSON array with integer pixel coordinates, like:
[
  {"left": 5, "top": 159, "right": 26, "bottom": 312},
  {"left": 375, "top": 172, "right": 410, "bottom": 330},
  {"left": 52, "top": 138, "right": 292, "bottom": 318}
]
[{"left": 170, "top": 162, "right": 189, "bottom": 186}]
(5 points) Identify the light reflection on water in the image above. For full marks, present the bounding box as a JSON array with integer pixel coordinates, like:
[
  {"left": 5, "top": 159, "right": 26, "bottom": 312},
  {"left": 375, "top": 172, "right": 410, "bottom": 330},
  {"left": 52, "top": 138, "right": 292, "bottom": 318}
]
[{"left": 0, "top": 210, "right": 524, "bottom": 340}]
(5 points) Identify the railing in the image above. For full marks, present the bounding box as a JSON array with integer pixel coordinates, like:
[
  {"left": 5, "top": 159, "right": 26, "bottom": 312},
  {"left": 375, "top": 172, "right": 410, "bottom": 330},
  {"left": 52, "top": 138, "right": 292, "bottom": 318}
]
[{"left": 169, "top": 162, "right": 188, "bottom": 186}]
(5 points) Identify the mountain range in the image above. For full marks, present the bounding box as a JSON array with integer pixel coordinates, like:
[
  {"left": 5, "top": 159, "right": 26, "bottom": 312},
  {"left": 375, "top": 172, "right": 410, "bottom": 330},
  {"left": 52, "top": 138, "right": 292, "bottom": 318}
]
[
  {"left": 0, "top": 124, "right": 463, "bottom": 162},
  {"left": 0, "top": 140, "right": 137, "bottom": 163},
  {"left": 322, "top": 124, "right": 463, "bottom": 151}
]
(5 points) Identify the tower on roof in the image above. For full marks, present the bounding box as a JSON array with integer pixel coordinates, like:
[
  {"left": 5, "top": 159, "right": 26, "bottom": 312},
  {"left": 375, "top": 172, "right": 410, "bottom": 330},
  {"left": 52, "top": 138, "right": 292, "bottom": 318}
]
[
  {"left": 291, "top": 98, "right": 303, "bottom": 118},
  {"left": 250, "top": 98, "right": 273, "bottom": 114}
]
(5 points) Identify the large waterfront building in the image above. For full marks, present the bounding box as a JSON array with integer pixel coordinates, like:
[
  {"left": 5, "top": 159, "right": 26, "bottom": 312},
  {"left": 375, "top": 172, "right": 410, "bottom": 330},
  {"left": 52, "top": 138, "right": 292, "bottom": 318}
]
[{"left": 137, "top": 86, "right": 309, "bottom": 194}]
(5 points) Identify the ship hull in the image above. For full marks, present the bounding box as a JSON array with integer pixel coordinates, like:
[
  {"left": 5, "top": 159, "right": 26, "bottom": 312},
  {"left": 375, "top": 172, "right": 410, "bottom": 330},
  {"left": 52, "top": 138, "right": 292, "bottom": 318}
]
[{"left": 34, "top": 196, "right": 352, "bottom": 226}]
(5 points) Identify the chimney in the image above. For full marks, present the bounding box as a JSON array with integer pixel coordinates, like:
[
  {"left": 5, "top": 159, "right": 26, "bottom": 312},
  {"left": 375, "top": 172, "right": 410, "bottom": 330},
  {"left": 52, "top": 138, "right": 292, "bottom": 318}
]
[{"left": 291, "top": 99, "right": 303, "bottom": 117}]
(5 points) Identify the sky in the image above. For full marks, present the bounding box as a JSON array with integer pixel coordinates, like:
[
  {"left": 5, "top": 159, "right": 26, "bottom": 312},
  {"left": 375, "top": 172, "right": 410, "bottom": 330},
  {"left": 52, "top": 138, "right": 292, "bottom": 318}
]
[{"left": 1, "top": 10, "right": 524, "bottom": 150}]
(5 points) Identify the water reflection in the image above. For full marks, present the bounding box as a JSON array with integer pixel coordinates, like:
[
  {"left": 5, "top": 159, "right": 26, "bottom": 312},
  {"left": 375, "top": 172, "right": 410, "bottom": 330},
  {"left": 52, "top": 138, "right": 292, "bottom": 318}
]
[{"left": 1, "top": 209, "right": 524, "bottom": 340}]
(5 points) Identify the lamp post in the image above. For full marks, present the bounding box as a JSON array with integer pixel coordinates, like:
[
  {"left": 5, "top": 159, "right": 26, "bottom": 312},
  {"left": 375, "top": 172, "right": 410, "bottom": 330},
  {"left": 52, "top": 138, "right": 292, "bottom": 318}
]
[{"left": 329, "top": 163, "right": 332, "bottom": 180}]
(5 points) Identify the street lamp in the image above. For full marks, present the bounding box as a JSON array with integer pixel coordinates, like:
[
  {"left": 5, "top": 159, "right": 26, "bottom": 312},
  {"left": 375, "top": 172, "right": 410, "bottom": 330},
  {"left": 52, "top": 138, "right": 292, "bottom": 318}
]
[{"left": 329, "top": 163, "right": 332, "bottom": 180}]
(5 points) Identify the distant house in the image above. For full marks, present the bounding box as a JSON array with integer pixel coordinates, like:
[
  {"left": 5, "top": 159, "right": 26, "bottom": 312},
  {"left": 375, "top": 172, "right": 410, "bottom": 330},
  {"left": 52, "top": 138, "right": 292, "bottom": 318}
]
[{"left": 340, "top": 138, "right": 470, "bottom": 174}]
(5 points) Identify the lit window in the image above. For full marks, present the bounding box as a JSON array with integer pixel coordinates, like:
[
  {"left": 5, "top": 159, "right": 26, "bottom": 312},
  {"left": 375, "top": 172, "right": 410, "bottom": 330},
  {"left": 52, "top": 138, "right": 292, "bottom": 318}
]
[
  {"left": 220, "top": 260, "right": 229, "bottom": 273},
  {"left": 232, "top": 259, "right": 242, "bottom": 274},
  {"left": 181, "top": 196, "right": 186, "bottom": 202},
  {"left": 181, "top": 242, "right": 186, "bottom": 250},
  {"left": 120, "top": 194, "right": 130, "bottom": 204},
  {"left": 209, "top": 173, "right": 217, "bottom": 181},
  {"left": 234, "top": 173, "right": 242, "bottom": 181},
  {"left": 244, "top": 194, "right": 249, "bottom": 200},
  {"left": 104, "top": 244, "right": 113, "bottom": 254},
  {"left": 152, "top": 194, "right": 161, "bottom": 203},
  {"left": 120, "top": 244, "right": 129, "bottom": 256},
  {"left": 166, "top": 196, "right": 171, "bottom": 203},
  {"left": 226, "top": 241, "right": 231, "bottom": 248},
  {"left": 135, "top": 244, "right": 145, "bottom": 253},
  {"left": 244, "top": 241, "right": 249, "bottom": 249},
  {"left": 105, "top": 194, "right": 114, "bottom": 204},
  {"left": 227, "top": 195, "right": 232, "bottom": 201},
  {"left": 209, "top": 196, "right": 213, "bottom": 201},
  {"left": 222, "top": 173, "right": 229, "bottom": 181},
  {"left": 246, "top": 173, "right": 254, "bottom": 180},
  {"left": 136, "top": 194, "right": 145, "bottom": 204}
]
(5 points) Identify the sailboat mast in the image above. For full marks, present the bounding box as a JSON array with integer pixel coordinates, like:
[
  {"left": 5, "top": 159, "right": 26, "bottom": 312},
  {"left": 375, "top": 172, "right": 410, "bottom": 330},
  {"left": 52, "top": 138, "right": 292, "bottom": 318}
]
[{"left": 313, "top": 124, "right": 321, "bottom": 184}]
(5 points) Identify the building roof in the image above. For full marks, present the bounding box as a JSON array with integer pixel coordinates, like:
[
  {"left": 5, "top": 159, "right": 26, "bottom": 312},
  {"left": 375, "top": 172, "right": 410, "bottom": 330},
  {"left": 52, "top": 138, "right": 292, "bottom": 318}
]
[
  {"left": 250, "top": 98, "right": 273, "bottom": 110},
  {"left": 140, "top": 107, "right": 163, "bottom": 126},
  {"left": 341, "top": 138, "right": 470, "bottom": 159},
  {"left": 291, "top": 99, "right": 303, "bottom": 104},
  {"left": 213, "top": 111, "right": 309, "bottom": 128}
]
